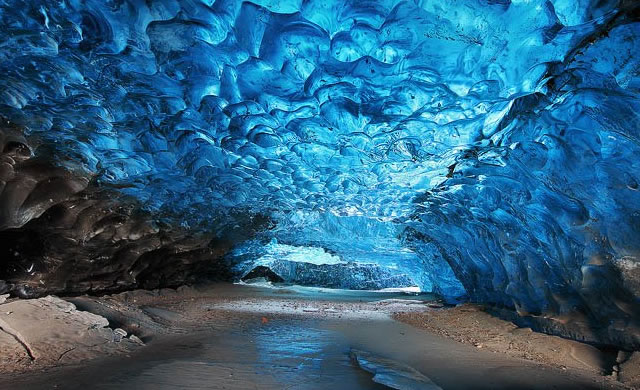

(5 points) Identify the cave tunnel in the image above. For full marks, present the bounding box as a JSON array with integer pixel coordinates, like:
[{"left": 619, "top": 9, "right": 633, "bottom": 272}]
[{"left": 1, "top": 0, "right": 640, "bottom": 388}]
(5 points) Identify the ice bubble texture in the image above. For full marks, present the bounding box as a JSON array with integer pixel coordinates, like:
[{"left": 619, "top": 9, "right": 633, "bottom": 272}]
[{"left": 0, "top": 0, "right": 639, "bottom": 335}]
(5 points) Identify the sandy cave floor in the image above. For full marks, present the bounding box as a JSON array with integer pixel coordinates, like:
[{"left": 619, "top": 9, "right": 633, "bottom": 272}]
[{"left": 0, "top": 283, "right": 638, "bottom": 389}]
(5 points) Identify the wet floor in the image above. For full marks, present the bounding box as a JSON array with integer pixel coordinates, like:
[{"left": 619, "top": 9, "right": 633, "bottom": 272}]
[
  {"left": 91, "top": 322, "right": 388, "bottom": 390},
  {"left": 4, "top": 319, "right": 614, "bottom": 390},
  {"left": 0, "top": 286, "right": 619, "bottom": 390},
  {"left": 3, "top": 319, "right": 389, "bottom": 390}
]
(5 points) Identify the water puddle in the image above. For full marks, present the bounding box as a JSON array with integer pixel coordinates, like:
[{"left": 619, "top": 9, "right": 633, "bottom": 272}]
[{"left": 85, "top": 320, "right": 388, "bottom": 390}]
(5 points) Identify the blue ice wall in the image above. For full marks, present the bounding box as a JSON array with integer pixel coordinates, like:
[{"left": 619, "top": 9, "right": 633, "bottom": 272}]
[{"left": 1, "top": 0, "right": 639, "bottom": 328}]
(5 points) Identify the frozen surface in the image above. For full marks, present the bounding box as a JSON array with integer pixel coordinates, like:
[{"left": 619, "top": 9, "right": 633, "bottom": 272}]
[
  {"left": 251, "top": 240, "right": 345, "bottom": 266},
  {"left": 0, "top": 0, "right": 639, "bottom": 336},
  {"left": 232, "top": 239, "right": 421, "bottom": 291},
  {"left": 351, "top": 349, "right": 442, "bottom": 390}
]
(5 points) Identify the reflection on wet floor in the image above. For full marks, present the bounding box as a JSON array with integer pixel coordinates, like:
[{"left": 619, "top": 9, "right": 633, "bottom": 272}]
[
  {"left": 63, "top": 317, "right": 606, "bottom": 390},
  {"left": 252, "top": 323, "right": 388, "bottom": 389},
  {"left": 2, "top": 286, "right": 617, "bottom": 390},
  {"left": 84, "top": 320, "right": 387, "bottom": 390}
]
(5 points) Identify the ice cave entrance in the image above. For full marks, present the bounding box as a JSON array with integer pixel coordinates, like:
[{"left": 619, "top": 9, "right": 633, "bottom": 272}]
[{"left": 235, "top": 239, "right": 427, "bottom": 293}]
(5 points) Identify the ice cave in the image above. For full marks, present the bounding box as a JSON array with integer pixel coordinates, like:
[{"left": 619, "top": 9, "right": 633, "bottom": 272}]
[{"left": 0, "top": 0, "right": 639, "bottom": 388}]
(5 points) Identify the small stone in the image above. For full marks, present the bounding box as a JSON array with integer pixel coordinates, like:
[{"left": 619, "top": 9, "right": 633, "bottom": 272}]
[
  {"left": 128, "top": 334, "right": 144, "bottom": 345},
  {"left": 113, "top": 328, "right": 127, "bottom": 342},
  {"left": 0, "top": 294, "right": 9, "bottom": 304}
]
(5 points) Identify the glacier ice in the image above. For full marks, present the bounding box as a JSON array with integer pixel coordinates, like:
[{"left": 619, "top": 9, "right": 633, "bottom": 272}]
[
  {"left": 232, "top": 239, "right": 421, "bottom": 290},
  {"left": 248, "top": 240, "right": 346, "bottom": 266},
  {"left": 0, "top": 0, "right": 639, "bottom": 346}
]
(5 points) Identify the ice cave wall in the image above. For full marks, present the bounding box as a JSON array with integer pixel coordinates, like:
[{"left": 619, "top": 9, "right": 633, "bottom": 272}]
[{"left": 0, "top": 0, "right": 639, "bottom": 347}]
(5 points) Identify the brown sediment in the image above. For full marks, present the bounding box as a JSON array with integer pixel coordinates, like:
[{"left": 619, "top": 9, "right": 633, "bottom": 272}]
[
  {"left": 393, "top": 304, "right": 640, "bottom": 387},
  {"left": 0, "top": 284, "right": 634, "bottom": 389}
]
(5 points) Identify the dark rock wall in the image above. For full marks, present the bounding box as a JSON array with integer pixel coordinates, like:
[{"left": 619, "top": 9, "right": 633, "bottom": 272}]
[{"left": 0, "top": 122, "right": 242, "bottom": 297}]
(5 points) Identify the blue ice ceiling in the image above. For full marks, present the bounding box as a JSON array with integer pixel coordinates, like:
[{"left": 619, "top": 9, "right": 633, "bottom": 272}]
[{"left": 1, "top": 0, "right": 639, "bottom": 328}]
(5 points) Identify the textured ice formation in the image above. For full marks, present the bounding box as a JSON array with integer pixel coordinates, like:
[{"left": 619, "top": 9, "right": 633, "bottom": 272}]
[
  {"left": 0, "top": 0, "right": 639, "bottom": 346},
  {"left": 351, "top": 349, "right": 442, "bottom": 390},
  {"left": 241, "top": 260, "right": 417, "bottom": 291},
  {"left": 234, "top": 239, "right": 420, "bottom": 290},
  {"left": 250, "top": 240, "right": 346, "bottom": 266}
]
